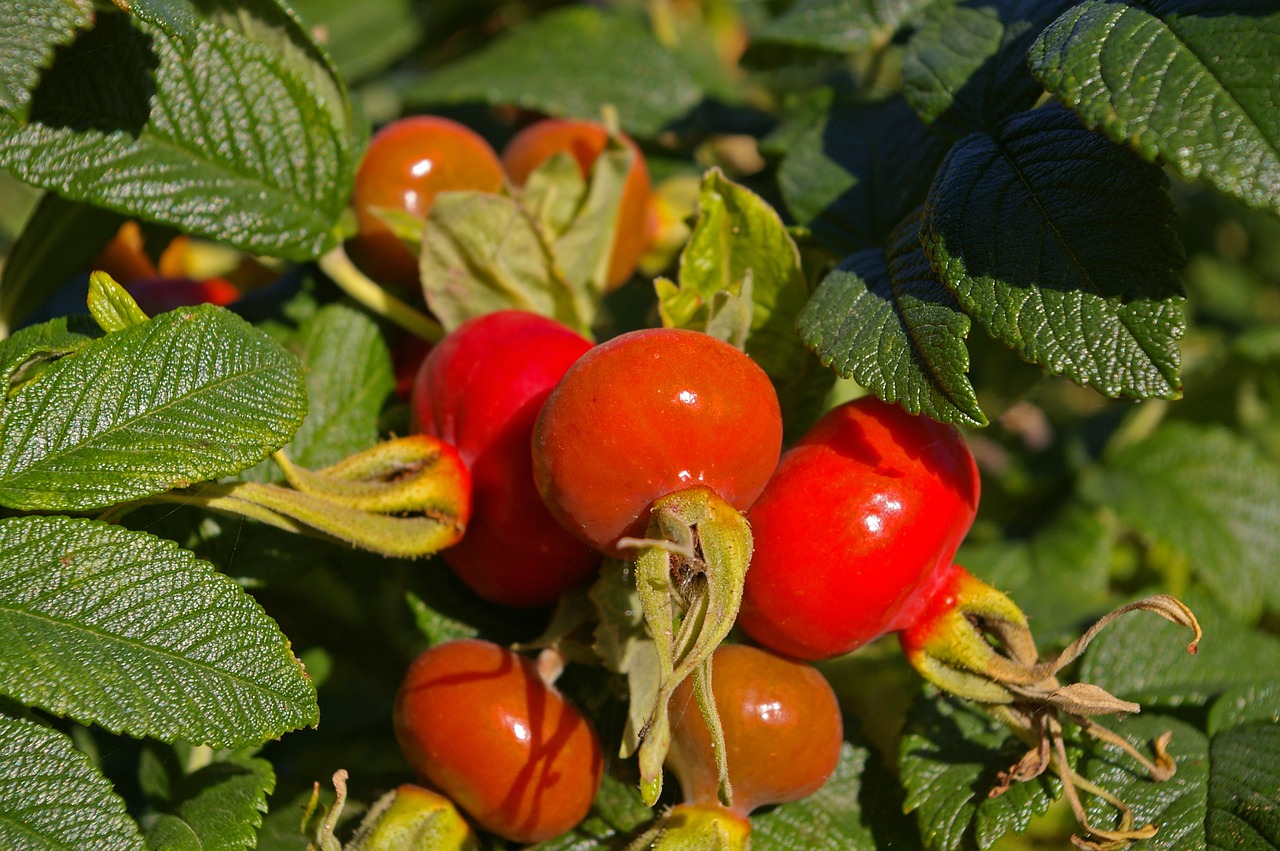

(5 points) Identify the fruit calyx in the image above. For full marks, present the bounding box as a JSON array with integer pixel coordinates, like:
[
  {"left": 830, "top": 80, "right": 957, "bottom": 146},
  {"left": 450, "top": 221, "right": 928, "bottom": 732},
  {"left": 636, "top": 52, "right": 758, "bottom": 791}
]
[
  {"left": 136, "top": 435, "right": 471, "bottom": 558},
  {"left": 624, "top": 804, "right": 751, "bottom": 851},
  {"left": 621, "top": 486, "right": 753, "bottom": 808},
  {"left": 901, "top": 564, "right": 1202, "bottom": 850}
]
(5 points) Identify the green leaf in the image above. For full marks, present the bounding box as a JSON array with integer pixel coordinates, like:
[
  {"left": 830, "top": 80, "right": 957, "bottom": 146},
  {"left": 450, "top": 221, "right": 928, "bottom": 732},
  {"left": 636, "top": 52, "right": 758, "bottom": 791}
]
[
  {"left": 0, "top": 704, "right": 146, "bottom": 851},
  {"left": 525, "top": 773, "right": 653, "bottom": 850},
  {"left": 1080, "top": 423, "right": 1280, "bottom": 618},
  {"left": 1077, "top": 715, "right": 1209, "bottom": 850},
  {"left": 777, "top": 96, "right": 952, "bottom": 256},
  {"left": 115, "top": 0, "right": 202, "bottom": 50},
  {"left": 1208, "top": 682, "right": 1280, "bottom": 735},
  {"left": 667, "top": 168, "right": 835, "bottom": 439},
  {"left": 0, "top": 4, "right": 355, "bottom": 261},
  {"left": 799, "top": 212, "right": 985, "bottom": 427},
  {"left": 289, "top": 0, "right": 422, "bottom": 83},
  {"left": 922, "top": 104, "right": 1187, "bottom": 400},
  {"left": 144, "top": 756, "right": 275, "bottom": 851},
  {"left": 551, "top": 146, "right": 633, "bottom": 302},
  {"left": 752, "top": 0, "right": 933, "bottom": 54},
  {"left": 0, "top": 515, "right": 318, "bottom": 747},
  {"left": 902, "top": 0, "right": 1078, "bottom": 135},
  {"left": 87, "top": 271, "right": 149, "bottom": 332},
  {"left": 400, "top": 6, "right": 702, "bottom": 138},
  {"left": 1204, "top": 722, "right": 1280, "bottom": 847},
  {"left": 750, "top": 742, "right": 890, "bottom": 850},
  {"left": 0, "top": 304, "right": 307, "bottom": 511},
  {"left": 1029, "top": 0, "right": 1280, "bottom": 218},
  {"left": 275, "top": 302, "right": 394, "bottom": 470},
  {"left": 0, "top": 185, "right": 126, "bottom": 335},
  {"left": 0, "top": 314, "right": 99, "bottom": 394},
  {"left": 900, "top": 691, "right": 1061, "bottom": 850},
  {"left": 419, "top": 191, "right": 585, "bottom": 334},
  {"left": 405, "top": 591, "right": 479, "bottom": 646},
  {"left": 0, "top": 0, "right": 93, "bottom": 115},
  {"left": 1079, "top": 588, "right": 1280, "bottom": 707}
]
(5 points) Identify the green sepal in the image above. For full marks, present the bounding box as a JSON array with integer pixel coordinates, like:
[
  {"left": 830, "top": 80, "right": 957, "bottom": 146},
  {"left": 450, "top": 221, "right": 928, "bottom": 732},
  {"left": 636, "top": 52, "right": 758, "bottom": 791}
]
[
  {"left": 86, "top": 271, "right": 150, "bottom": 332},
  {"left": 626, "top": 486, "right": 752, "bottom": 808}
]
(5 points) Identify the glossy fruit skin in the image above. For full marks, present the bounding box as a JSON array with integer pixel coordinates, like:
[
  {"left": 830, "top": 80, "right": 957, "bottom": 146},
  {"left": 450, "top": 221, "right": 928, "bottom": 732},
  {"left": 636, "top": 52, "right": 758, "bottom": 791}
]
[
  {"left": 737, "top": 397, "right": 980, "bottom": 660},
  {"left": 393, "top": 640, "right": 604, "bottom": 844},
  {"left": 502, "top": 118, "right": 654, "bottom": 289},
  {"left": 412, "top": 311, "right": 598, "bottom": 607},
  {"left": 532, "top": 328, "right": 783, "bottom": 558},
  {"left": 667, "top": 643, "right": 843, "bottom": 817},
  {"left": 351, "top": 116, "right": 505, "bottom": 288}
]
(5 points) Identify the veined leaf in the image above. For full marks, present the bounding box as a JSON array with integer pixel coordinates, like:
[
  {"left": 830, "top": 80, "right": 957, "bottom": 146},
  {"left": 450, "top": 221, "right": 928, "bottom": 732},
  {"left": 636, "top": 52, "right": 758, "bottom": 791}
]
[
  {"left": 143, "top": 756, "right": 275, "bottom": 851},
  {"left": 272, "top": 302, "right": 393, "bottom": 470},
  {"left": 902, "top": 0, "right": 1077, "bottom": 135},
  {"left": 0, "top": 304, "right": 307, "bottom": 511},
  {"left": 1077, "top": 715, "right": 1209, "bottom": 850},
  {"left": 0, "top": 0, "right": 93, "bottom": 115},
  {"left": 0, "top": 704, "right": 146, "bottom": 850},
  {"left": 800, "top": 212, "right": 985, "bottom": 427},
  {"left": 0, "top": 3, "right": 355, "bottom": 260},
  {"left": 752, "top": 742, "right": 905, "bottom": 850},
  {"left": 777, "top": 96, "right": 951, "bottom": 256},
  {"left": 1080, "top": 423, "right": 1280, "bottom": 618},
  {"left": 900, "top": 691, "right": 1061, "bottom": 850},
  {"left": 420, "top": 191, "right": 585, "bottom": 334},
  {"left": 923, "top": 104, "right": 1186, "bottom": 400},
  {"left": 1030, "top": 0, "right": 1280, "bottom": 218},
  {"left": 0, "top": 515, "right": 318, "bottom": 747},
  {"left": 400, "top": 6, "right": 701, "bottom": 138},
  {"left": 752, "top": 0, "right": 933, "bottom": 54}
]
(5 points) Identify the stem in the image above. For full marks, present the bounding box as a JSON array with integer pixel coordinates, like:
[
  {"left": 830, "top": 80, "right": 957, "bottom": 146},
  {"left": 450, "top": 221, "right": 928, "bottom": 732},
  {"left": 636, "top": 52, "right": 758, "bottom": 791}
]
[{"left": 317, "top": 245, "right": 444, "bottom": 342}]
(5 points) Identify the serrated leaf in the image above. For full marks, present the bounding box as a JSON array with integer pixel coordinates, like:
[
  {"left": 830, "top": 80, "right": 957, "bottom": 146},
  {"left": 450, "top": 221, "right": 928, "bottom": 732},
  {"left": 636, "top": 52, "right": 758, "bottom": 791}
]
[
  {"left": 117, "top": 0, "right": 202, "bottom": 50},
  {"left": 777, "top": 96, "right": 953, "bottom": 256},
  {"left": 0, "top": 704, "right": 146, "bottom": 850},
  {"left": 1208, "top": 682, "right": 1280, "bottom": 735},
  {"left": 277, "top": 302, "right": 393, "bottom": 469},
  {"left": 922, "top": 104, "right": 1187, "bottom": 399},
  {"left": 0, "top": 304, "right": 306, "bottom": 511},
  {"left": 1206, "top": 723, "right": 1280, "bottom": 847},
  {"left": 800, "top": 212, "right": 985, "bottom": 426},
  {"left": 1030, "top": 0, "right": 1280, "bottom": 218},
  {"left": 1077, "top": 715, "right": 1209, "bottom": 850},
  {"left": 1080, "top": 423, "right": 1280, "bottom": 617},
  {"left": 752, "top": 0, "right": 933, "bottom": 53},
  {"left": 0, "top": 515, "right": 318, "bottom": 747},
  {"left": 902, "top": 0, "right": 1077, "bottom": 135},
  {"left": 0, "top": 0, "right": 93, "bottom": 115},
  {"left": 1079, "top": 588, "right": 1280, "bottom": 707},
  {"left": 900, "top": 692, "right": 1061, "bottom": 850},
  {"left": 0, "top": 4, "right": 354, "bottom": 260},
  {"left": 750, "top": 742, "right": 886, "bottom": 850},
  {"left": 420, "top": 191, "right": 586, "bottom": 334},
  {"left": 400, "top": 6, "right": 701, "bottom": 138},
  {"left": 670, "top": 168, "right": 835, "bottom": 439},
  {"left": 552, "top": 145, "right": 632, "bottom": 302},
  {"left": 290, "top": 0, "right": 422, "bottom": 83},
  {"left": 144, "top": 756, "right": 275, "bottom": 851}
]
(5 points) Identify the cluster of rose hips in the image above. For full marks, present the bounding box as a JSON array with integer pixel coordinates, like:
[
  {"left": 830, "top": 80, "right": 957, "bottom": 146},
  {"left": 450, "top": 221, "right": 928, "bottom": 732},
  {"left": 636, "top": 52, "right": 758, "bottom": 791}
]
[
  {"left": 325, "top": 113, "right": 1200, "bottom": 850},
  {"left": 264, "top": 114, "right": 1192, "bottom": 849},
  {"left": 386, "top": 305, "right": 990, "bottom": 846}
]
